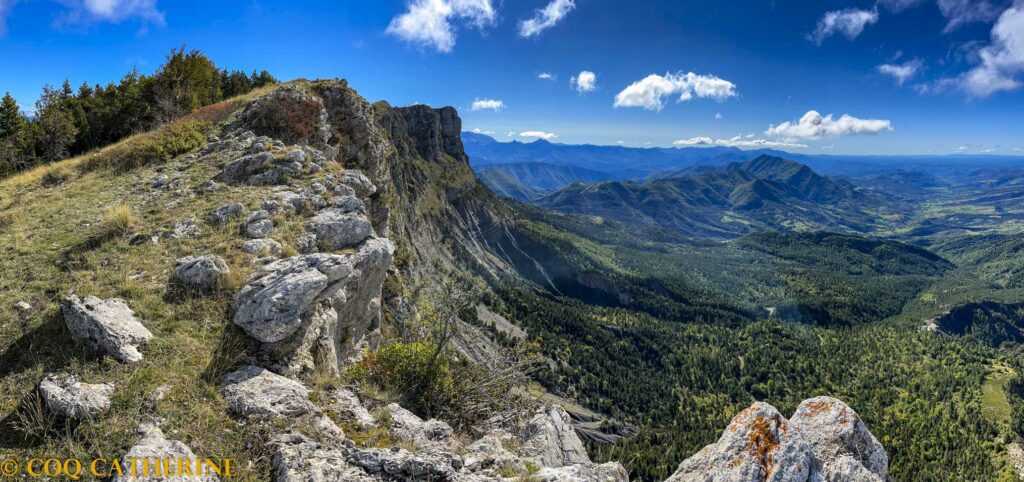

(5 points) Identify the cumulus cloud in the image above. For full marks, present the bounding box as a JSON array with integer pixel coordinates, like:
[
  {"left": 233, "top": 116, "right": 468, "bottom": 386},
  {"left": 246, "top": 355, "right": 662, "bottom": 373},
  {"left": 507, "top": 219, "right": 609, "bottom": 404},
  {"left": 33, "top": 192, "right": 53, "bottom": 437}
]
[
  {"left": 613, "top": 72, "right": 738, "bottom": 111},
  {"left": 386, "top": 0, "right": 496, "bottom": 53},
  {"left": 714, "top": 112, "right": 723, "bottom": 120},
  {"left": 519, "top": 130, "right": 557, "bottom": 140},
  {"left": 471, "top": 128, "right": 495, "bottom": 134},
  {"left": 538, "top": 72, "right": 555, "bottom": 80},
  {"left": 765, "top": 111, "right": 893, "bottom": 140},
  {"left": 519, "top": 0, "right": 575, "bottom": 37},
  {"left": 571, "top": 70, "right": 597, "bottom": 93},
  {"left": 957, "top": 3, "right": 1024, "bottom": 97},
  {"left": 808, "top": 7, "right": 879, "bottom": 45},
  {"left": 673, "top": 136, "right": 808, "bottom": 149},
  {"left": 470, "top": 98, "right": 506, "bottom": 111},
  {"left": 877, "top": 59, "right": 924, "bottom": 85}
]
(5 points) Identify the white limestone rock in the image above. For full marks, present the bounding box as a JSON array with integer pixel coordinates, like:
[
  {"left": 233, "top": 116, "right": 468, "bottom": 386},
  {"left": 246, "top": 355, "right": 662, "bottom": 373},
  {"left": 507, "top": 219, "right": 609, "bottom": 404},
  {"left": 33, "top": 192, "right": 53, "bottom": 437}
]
[
  {"left": 62, "top": 295, "right": 152, "bottom": 363},
  {"left": 39, "top": 373, "right": 114, "bottom": 419}
]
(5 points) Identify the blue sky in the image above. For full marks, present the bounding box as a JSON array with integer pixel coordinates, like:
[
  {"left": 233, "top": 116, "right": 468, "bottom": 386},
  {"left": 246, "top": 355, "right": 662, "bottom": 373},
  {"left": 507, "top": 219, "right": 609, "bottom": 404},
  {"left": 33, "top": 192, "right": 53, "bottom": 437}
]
[{"left": 1, "top": 0, "right": 1022, "bottom": 155}]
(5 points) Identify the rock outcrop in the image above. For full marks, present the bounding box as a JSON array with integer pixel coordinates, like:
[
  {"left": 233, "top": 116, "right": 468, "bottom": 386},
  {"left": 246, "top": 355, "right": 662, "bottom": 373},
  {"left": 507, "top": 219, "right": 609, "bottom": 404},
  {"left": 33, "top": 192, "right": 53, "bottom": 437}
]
[
  {"left": 62, "top": 295, "right": 152, "bottom": 363},
  {"left": 231, "top": 238, "right": 393, "bottom": 375},
  {"left": 38, "top": 373, "right": 114, "bottom": 419},
  {"left": 667, "top": 397, "right": 888, "bottom": 482}
]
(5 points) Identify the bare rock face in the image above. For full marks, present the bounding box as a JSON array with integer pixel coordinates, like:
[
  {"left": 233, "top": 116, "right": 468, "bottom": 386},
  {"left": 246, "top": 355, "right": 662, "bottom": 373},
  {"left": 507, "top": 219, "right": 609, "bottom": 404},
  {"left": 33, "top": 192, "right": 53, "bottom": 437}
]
[
  {"left": 304, "top": 209, "right": 373, "bottom": 250},
  {"left": 345, "top": 446, "right": 461, "bottom": 481},
  {"left": 38, "top": 373, "right": 114, "bottom": 419},
  {"left": 667, "top": 398, "right": 888, "bottom": 482},
  {"left": 789, "top": 397, "right": 888, "bottom": 482},
  {"left": 521, "top": 405, "right": 592, "bottom": 468},
  {"left": 62, "top": 295, "right": 152, "bottom": 363},
  {"left": 112, "top": 423, "right": 219, "bottom": 481},
  {"left": 462, "top": 432, "right": 527, "bottom": 477},
  {"left": 232, "top": 238, "right": 393, "bottom": 376},
  {"left": 170, "top": 255, "right": 230, "bottom": 293}
]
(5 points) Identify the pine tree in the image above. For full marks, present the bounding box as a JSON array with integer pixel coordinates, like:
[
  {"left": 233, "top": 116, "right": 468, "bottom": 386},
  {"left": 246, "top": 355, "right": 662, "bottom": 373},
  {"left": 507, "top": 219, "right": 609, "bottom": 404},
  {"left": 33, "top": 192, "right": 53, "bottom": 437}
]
[{"left": 0, "top": 93, "right": 25, "bottom": 140}]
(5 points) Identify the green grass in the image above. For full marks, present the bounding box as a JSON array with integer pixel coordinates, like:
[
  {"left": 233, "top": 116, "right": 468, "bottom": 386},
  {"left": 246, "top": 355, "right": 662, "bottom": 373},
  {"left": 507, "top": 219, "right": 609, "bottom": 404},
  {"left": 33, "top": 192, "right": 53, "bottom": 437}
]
[
  {"left": 981, "top": 364, "right": 1016, "bottom": 429},
  {"left": 0, "top": 118, "right": 317, "bottom": 480}
]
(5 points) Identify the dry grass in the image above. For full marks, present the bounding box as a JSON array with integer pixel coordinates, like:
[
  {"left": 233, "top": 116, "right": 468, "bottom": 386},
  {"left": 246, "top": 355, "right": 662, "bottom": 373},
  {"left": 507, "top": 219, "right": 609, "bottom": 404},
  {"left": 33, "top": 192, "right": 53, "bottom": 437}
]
[
  {"left": 102, "top": 203, "right": 135, "bottom": 236},
  {"left": 40, "top": 167, "right": 71, "bottom": 187}
]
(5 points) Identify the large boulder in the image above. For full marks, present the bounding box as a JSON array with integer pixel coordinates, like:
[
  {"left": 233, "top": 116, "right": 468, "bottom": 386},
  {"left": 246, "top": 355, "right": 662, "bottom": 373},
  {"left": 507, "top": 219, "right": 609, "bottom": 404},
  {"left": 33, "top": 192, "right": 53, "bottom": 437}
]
[
  {"left": 304, "top": 209, "right": 373, "bottom": 250},
  {"left": 62, "top": 295, "right": 152, "bottom": 363},
  {"left": 535, "top": 463, "right": 630, "bottom": 482},
  {"left": 789, "top": 397, "right": 888, "bottom": 482},
  {"left": 232, "top": 254, "right": 355, "bottom": 344},
  {"left": 112, "top": 423, "right": 219, "bottom": 481},
  {"left": 346, "top": 447, "right": 461, "bottom": 481},
  {"left": 219, "top": 152, "right": 274, "bottom": 184},
  {"left": 170, "top": 255, "right": 230, "bottom": 293},
  {"left": 520, "top": 405, "right": 592, "bottom": 468},
  {"left": 232, "top": 239, "right": 393, "bottom": 375},
  {"left": 38, "top": 373, "right": 114, "bottom": 419},
  {"left": 667, "top": 398, "right": 889, "bottom": 482}
]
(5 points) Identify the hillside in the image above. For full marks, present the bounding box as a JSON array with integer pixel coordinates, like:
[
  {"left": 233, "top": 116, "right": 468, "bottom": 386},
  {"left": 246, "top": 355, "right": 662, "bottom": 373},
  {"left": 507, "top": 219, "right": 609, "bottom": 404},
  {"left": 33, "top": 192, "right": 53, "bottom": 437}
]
[
  {"left": 2, "top": 79, "right": 1024, "bottom": 482},
  {"left": 478, "top": 162, "right": 615, "bottom": 200},
  {"left": 534, "top": 155, "right": 901, "bottom": 239}
]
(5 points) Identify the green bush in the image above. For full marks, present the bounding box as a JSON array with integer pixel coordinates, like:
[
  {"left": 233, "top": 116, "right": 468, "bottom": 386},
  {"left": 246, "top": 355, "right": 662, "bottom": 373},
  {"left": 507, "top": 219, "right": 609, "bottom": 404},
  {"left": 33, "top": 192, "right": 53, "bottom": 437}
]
[
  {"left": 352, "top": 341, "right": 535, "bottom": 433},
  {"left": 83, "top": 119, "right": 211, "bottom": 172}
]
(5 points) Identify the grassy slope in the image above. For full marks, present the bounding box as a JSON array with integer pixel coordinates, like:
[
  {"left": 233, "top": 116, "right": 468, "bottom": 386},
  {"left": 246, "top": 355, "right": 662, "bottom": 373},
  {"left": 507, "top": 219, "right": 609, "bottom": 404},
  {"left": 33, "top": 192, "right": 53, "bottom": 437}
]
[{"left": 0, "top": 111, "right": 317, "bottom": 479}]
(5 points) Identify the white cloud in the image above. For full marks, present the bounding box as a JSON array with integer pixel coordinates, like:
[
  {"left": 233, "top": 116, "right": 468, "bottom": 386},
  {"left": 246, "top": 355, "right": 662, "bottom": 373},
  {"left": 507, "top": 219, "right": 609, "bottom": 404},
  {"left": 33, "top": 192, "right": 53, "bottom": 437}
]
[
  {"left": 613, "top": 72, "right": 738, "bottom": 111},
  {"left": 519, "top": 131, "right": 557, "bottom": 140},
  {"left": 570, "top": 70, "right": 597, "bottom": 93},
  {"left": 981, "top": 147, "right": 997, "bottom": 153},
  {"left": 673, "top": 137, "right": 713, "bottom": 146},
  {"left": 471, "top": 128, "right": 495, "bottom": 134},
  {"left": 714, "top": 112, "right": 723, "bottom": 120},
  {"left": 538, "top": 72, "right": 555, "bottom": 80},
  {"left": 54, "top": 0, "right": 165, "bottom": 26},
  {"left": 1015, "top": 147, "right": 1023, "bottom": 152},
  {"left": 505, "top": 131, "right": 517, "bottom": 137},
  {"left": 957, "top": 145, "right": 969, "bottom": 151},
  {"left": 821, "top": 145, "right": 836, "bottom": 149},
  {"left": 766, "top": 111, "right": 893, "bottom": 140},
  {"left": 470, "top": 98, "right": 506, "bottom": 111},
  {"left": 877, "top": 59, "right": 924, "bottom": 85},
  {"left": 0, "top": 0, "right": 16, "bottom": 35},
  {"left": 519, "top": 0, "right": 575, "bottom": 37},
  {"left": 673, "top": 136, "right": 808, "bottom": 149},
  {"left": 957, "top": 3, "right": 1024, "bottom": 97},
  {"left": 616, "top": 140, "right": 625, "bottom": 144},
  {"left": 808, "top": 7, "right": 878, "bottom": 45},
  {"left": 386, "top": 0, "right": 496, "bottom": 53},
  {"left": 938, "top": 0, "right": 1003, "bottom": 32}
]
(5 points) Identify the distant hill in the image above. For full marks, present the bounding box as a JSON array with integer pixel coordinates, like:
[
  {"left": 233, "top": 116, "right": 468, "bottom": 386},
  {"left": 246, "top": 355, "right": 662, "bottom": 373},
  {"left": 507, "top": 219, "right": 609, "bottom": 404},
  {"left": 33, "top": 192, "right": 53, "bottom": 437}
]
[
  {"left": 462, "top": 132, "right": 1024, "bottom": 181},
  {"left": 477, "top": 162, "right": 615, "bottom": 200},
  {"left": 534, "top": 155, "right": 900, "bottom": 239}
]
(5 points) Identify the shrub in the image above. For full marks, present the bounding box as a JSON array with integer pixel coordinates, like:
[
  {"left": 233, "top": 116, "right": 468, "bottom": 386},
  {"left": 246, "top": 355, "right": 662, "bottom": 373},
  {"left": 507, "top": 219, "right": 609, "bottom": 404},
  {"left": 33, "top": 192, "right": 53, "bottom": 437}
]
[
  {"left": 102, "top": 203, "right": 135, "bottom": 236},
  {"left": 247, "top": 94, "right": 320, "bottom": 145},
  {"left": 352, "top": 341, "right": 536, "bottom": 433},
  {"left": 40, "top": 167, "right": 70, "bottom": 186},
  {"left": 83, "top": 119, "right": 211, "bottom": 172}
]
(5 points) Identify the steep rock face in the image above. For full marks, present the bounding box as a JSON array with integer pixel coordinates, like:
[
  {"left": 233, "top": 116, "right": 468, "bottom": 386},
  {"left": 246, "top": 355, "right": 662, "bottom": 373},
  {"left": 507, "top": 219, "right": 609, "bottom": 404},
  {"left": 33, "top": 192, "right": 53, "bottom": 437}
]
[{"left": 667, "top": 397, "right": 887, "bottom": 482}]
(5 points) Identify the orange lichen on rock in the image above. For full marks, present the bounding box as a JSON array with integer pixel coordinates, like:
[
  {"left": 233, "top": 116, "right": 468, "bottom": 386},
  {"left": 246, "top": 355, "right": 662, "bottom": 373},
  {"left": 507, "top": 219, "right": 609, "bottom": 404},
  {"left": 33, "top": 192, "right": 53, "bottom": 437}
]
[{"left": 747, "top": 414, "right": 785, "bottom": 478}]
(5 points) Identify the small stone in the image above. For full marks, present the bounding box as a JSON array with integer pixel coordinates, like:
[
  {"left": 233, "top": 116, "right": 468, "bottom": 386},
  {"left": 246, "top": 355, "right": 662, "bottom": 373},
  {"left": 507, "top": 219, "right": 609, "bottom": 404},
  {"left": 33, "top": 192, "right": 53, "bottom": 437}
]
[
  {"left": 340, "top": 171, "right": 376, "bottom": 198},
  {"left": 245, "top": 218, "right": 274, "bottom": 238},
  {"left": 242, "top": 238, "right": 283, "bottom": 257},
  {"left": 152, "top": 174, "right": 169, "bottom": 189},
  {"left": 209, "top": 203, "right": 244, "bottom": 225},
  {"left": 284, "top": 149, "right": 306, "bottom": 164},
  {"left": 14, "top": 301, "right": 32, "bottom": 313},
  {"left": 170, "top": 255, "right": 230, "bottom": 293},
  {"left": 39, "top": 373, "right": 114, "bottom": 419},
  {"left": 246, "top": 210, "right": 271, "bottom": 223}
]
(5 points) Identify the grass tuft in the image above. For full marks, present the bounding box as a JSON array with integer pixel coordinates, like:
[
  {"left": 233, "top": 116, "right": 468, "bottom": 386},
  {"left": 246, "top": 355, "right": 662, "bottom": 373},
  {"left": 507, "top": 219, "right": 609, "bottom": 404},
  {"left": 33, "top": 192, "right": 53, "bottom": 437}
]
[{"left": 102, "top": 203, "right": 135, "bottom": 236}]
